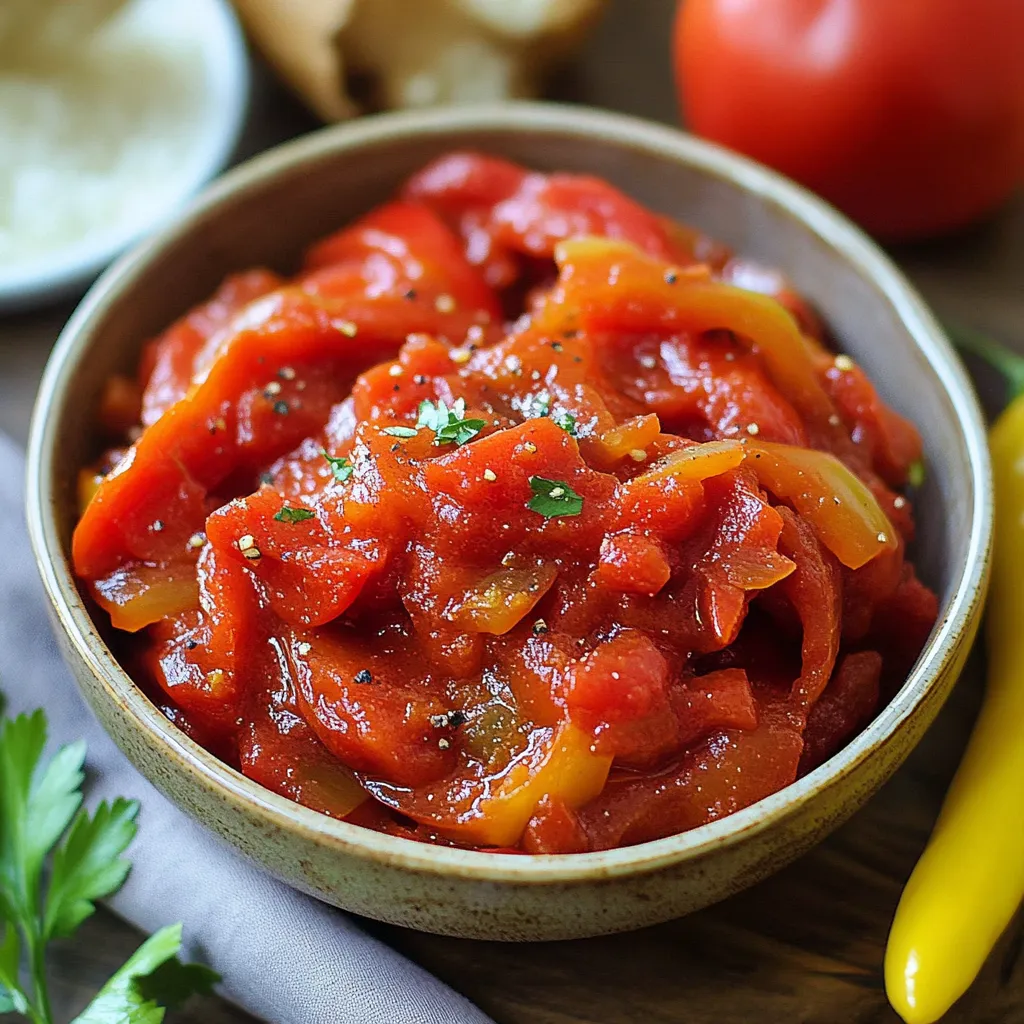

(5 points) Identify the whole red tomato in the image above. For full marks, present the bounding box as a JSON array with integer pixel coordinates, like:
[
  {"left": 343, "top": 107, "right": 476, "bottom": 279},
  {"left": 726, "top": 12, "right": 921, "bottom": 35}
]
[{"left": 674, "top": 0, "right": 1024, "bottom": 240}]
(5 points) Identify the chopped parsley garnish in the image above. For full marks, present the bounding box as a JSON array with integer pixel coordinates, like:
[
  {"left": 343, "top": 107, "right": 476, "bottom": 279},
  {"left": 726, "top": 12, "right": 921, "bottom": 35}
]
[
  {"left": 274, "top": 506, "right": 315, "bottom": 523},
  {"left": 321, "top": 449, "right": 353, "bottom": 483},
  {"left": 908, "top": 459, "right": 926, "bottom": 488},
  {"left": 382, "top": 426, "right": 418, "bottom": 438},
  {"left": 527, "top": 476, "right": 583, "bottom": 519},
  {"left": 416, "top": 398, "right": 486, "bottom": 446},
  {"left": 555, "top": 412, "right": 578, "bottom": 437}
]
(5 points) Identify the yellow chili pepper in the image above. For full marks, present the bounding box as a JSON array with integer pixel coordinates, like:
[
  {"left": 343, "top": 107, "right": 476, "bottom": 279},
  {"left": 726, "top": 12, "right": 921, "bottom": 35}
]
[{"left": 885, "top": 327, "right": 1024, "bottom": 1023}]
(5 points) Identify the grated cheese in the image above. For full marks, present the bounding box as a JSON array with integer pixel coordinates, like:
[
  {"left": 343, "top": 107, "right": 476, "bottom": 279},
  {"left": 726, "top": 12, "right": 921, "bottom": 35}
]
[{"left": 0, "top": 0, "right": 210, "bottom": 272}]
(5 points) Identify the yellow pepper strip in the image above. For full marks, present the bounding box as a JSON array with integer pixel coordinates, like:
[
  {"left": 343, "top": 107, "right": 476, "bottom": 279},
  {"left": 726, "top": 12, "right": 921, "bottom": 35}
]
[
  {"left": 885, "top": 327, "right": 1024, "bottom": 1023},
  {"left": 546, "top": 237, "right": 837, "bottom": 426},
  {"left": 626, "top": 438, "right": 895, "bottom": 569},
  {"left": 645, "top": 438, "right": 746, "bottom": 482},
  {"left": 748, "top": 441, "right": 897, "bottom": 570},
  {"left": 92, "top": 562, "right": 199, "bottom": 633},
  {"left": 439, "top": 722, "right": 612, "bottom": 848}
]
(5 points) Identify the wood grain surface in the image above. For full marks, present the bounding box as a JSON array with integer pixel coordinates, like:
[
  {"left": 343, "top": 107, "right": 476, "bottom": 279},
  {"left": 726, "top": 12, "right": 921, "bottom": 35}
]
[{"left": 3, "top": 1, "right": 1023, "bottom": 1020}]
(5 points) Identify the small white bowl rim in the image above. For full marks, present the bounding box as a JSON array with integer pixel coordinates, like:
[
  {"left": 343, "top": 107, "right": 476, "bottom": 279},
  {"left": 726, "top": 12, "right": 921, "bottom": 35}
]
[
  {"left": 27, "top": 102, "right": 992, "bottom": 885},
  {"left": 0, "top": 0, "right": 250, "bottom": 312}
]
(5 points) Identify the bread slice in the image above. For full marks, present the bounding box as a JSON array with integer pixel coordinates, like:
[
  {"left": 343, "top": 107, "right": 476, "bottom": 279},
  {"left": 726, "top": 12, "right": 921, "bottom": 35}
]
[{"left": 232, "top": 0, "right": 606, "bottom": 121}]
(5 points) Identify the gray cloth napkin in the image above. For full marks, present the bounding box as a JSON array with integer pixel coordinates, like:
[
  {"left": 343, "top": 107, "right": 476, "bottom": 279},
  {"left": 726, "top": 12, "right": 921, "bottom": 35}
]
[{"left": 0, "top": 434, "right": 492, "bottom": 1024}]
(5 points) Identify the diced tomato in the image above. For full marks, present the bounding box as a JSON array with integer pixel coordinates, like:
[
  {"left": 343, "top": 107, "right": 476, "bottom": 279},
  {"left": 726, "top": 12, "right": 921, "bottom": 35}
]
[
  {"left": 822, "top": 360, "right": 924, "bottom": 486},
  {"left": 595, "top": 532, "right": 672, "bottom": 595},
  {"left": 566, "top": 629, "right": 670, "bottom": 722},
  {"left": 670, "top": 470, "right": 793, "bottom": 653},
  {"left": 205, "top": 488, "right": 386, "bottom": 628},
  {"left": 868, "top": 564, "right": 941, "bottom": 680}
]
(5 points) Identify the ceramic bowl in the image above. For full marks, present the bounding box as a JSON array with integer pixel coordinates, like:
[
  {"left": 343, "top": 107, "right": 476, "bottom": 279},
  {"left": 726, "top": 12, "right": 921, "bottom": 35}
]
[{"left": 26, "top": 103, "right": 992, "bottom": 941}]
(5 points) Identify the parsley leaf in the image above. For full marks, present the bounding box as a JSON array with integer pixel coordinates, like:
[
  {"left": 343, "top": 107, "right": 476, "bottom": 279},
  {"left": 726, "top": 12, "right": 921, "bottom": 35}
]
[
  {"left": 382, "top": 426, "right": 418, "bottom": 438},
  {"left": 417, "top": 398, "right": 486, "bottom": 447},
  {"left": 44, "top": 797, "right": 138, "bottom": 939},
  {"left": 137, "top": 958, "right": 220, "bottom": 1009},
  {"left": 908, "top": 459, "right": 926, "bottom": 488},
  {"left": 321, "top": 450, "right": 353, "bottom": 484},
  {"left": 555, "top": 412, "right": 578, "bottom": 437},
  {"left": 527, "top": 476, "right": 584, "bottom": 518},
  {"left": 72, "top": 924, "right": 216, "bottom": 1023},
  {"left": 274, "top": 506, "right": 315, "bottom": 524},
  {"left": 0, "top": 711, "right": 84, "bottom": 920}
]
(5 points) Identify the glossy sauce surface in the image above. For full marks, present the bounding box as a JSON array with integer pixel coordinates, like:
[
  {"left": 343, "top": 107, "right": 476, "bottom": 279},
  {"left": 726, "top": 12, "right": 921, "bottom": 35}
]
[{"left": 73, "top": 154, "right": 937, "bottom": 853}]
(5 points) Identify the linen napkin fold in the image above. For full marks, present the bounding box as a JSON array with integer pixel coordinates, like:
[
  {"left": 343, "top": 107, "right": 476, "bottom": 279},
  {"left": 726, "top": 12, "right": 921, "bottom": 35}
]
[{"left": 0, "top": 433, "right": 492, "bottom": 1024}]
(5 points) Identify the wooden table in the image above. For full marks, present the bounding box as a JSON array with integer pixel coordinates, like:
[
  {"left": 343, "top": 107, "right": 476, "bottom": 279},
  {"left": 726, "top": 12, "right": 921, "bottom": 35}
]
[{"left": 3, "top": 2, "right": 1023, "bottom": 1020}]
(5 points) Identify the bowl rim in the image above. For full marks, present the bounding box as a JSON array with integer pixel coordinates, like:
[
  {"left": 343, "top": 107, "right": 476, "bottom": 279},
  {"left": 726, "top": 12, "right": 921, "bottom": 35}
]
[
  {"left": 26, "top": 101, "right": 993, "bottom": 884},
  {"left": 0, "top": 0, "right": 250, "bottom": 313}
]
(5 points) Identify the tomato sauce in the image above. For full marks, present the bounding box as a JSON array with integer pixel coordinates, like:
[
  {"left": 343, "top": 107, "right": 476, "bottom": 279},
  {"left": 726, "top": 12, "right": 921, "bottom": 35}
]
[{"left": 73, "top": 154, "right": 938, "bottom": 853}]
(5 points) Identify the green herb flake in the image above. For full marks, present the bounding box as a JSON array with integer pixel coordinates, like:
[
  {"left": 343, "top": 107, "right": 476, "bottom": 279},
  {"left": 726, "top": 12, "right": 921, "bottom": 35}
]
[
  {"left": 527, "top": 476, "right": 584, "bottom": 519},
  {"left": 555, "top": 412, "right": 578, "bottom": 437},
  {"left": 417, "top": 398, "right": 486, "bottom": 447},
  {"left": 321, "top": 449, "right": 354, "bottom": 483},
  {"left": 382, "top": 426, "right": 419, "bottom": 438},
  {"left": 908, "top": 460, "right": 926, "bottom": 488},
  {"left": 274, "top": 506, "right": 315, "bottom": 524}
]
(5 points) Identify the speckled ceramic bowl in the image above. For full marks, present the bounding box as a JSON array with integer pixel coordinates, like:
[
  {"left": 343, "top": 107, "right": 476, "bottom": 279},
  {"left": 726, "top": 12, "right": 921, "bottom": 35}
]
[{"left": 26, "top": 103, "right": 991, "bottom": 941}]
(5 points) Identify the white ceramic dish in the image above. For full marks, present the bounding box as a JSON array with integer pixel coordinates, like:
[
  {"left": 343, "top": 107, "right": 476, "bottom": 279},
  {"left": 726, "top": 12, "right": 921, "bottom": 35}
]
[{"left": 0, "top": 0, "right": 249, "bottom": 313}]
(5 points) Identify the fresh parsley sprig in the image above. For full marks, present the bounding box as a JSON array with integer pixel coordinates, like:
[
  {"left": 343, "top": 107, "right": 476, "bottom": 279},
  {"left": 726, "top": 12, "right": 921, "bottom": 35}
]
[{"left": 0, "top": 707, "right": 217, "bottom": 1023}]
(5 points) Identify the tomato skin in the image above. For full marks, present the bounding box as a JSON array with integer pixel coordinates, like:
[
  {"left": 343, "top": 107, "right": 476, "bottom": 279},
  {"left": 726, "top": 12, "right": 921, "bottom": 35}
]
[
  {"left": 302, "top": 200, "right": 502, "bottom": 332},
  {"left": 675, "top": 0, "right": 1024, "bottom": 239},
  {"left": 139, "top": 269, "right": 283, "bottom": 427}
]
